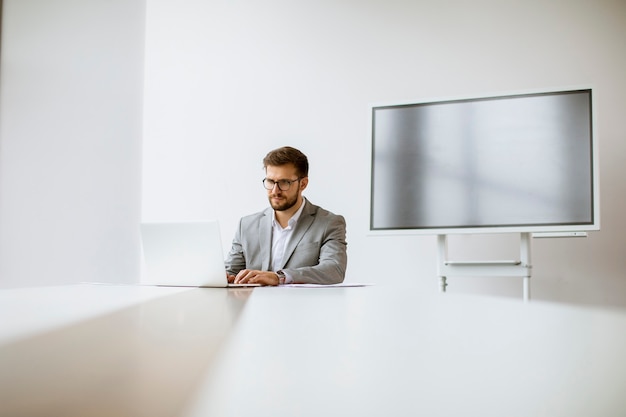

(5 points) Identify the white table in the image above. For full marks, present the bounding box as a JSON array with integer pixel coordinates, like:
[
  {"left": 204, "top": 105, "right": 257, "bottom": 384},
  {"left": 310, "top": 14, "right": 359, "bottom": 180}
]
[{"left": 1, "top": 284, "right": 625, "bottom": 417}]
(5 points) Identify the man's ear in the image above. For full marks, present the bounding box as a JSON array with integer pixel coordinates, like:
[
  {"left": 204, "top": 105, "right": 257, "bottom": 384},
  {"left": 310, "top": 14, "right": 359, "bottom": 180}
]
[{"left": 300, "top": 176, "right": 309, "bottom": 191}]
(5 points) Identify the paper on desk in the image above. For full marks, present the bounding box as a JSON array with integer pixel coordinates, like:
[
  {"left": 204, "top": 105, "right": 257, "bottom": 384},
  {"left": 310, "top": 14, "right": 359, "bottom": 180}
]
[{"left": 281, "top": 283, "right": 373, "bottom": 288}]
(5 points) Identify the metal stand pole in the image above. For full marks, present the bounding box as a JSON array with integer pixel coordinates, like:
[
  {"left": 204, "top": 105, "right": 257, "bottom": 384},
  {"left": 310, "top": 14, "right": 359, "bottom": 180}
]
[
  {"left": 437, "top": 235, "right": 448, "bottom": 293},
  {"left": 520, "top": 233, "right": 532, "bottom": 302}
]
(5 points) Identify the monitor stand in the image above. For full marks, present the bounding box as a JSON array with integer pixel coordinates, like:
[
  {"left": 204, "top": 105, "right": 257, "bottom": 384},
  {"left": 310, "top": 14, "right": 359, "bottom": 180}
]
[{"left": 436, "top": 233, "right": 532, "bottom": 302}]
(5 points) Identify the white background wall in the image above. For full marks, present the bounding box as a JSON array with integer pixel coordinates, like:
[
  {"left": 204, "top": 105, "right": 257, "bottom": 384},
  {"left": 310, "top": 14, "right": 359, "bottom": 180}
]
[
  {"left": 1, "top": 0, "right": 625, "bottom": 309},
  {"left": 0, "top": 0, "right": 145, "bottom": 287},
  {"left": 142, "top": 0, "right": 626, "bottom": 307}
]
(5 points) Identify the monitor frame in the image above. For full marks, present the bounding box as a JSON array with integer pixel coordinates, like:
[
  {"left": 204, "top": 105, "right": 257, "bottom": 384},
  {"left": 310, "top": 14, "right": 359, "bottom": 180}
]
[{"left": 368, "top": 86, "right": 600, "bottom": 236}]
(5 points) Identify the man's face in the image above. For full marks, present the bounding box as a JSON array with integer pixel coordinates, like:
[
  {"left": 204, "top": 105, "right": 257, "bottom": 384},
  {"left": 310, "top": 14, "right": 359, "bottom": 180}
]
[{"left": 265, "top": 164, "right": 307, "bottom": 212}]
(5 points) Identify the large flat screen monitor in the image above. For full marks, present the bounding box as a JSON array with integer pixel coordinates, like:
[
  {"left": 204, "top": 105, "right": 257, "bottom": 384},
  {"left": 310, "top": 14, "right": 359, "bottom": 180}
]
[{"left": 370, "top": 88, "right": 599, "bottom": 234}]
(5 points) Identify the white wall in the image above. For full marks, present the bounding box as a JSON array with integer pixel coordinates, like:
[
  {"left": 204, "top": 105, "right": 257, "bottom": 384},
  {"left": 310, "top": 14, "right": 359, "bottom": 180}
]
[
  {"left": 1, "top": 0, "right": 624, "bottom": 308},
  {"left": 0, "top": 0, "right": 146, "bottom": 287},
  {"left": 143, "top": 0, "right": 626, "bottom": 307}
]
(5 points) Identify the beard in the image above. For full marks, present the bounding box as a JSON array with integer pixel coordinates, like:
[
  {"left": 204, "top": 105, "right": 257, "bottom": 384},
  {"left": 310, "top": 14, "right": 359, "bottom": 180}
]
[{"left": 268, "top": 192, "right": 299, "bottom": 212}]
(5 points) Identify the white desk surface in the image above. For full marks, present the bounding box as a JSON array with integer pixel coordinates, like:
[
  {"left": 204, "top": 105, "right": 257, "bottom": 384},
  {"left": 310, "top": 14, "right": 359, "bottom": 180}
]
[{"left": 1, "top": 284, "right": 625, "bottom": 417}]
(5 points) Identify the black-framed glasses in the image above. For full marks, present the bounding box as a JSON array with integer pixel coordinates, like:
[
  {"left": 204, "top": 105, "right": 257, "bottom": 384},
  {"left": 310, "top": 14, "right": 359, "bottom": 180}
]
[{"left": 262, "top": 177, "right": 301, "bottom": 191}]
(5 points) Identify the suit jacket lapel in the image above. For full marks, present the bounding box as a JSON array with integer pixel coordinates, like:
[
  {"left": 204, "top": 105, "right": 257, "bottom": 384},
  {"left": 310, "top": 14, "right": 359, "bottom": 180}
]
[
  {"left": 259, "top": 208, "right": 273, "bottom": 271},
  {"left": 280, "top": 202, "right": 316, "bottom": 269}
]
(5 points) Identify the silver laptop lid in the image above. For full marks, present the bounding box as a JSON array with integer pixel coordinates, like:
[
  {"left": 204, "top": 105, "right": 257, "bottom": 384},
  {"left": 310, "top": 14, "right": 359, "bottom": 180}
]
[{"left": 140, "top": 220, "right": 228, "bottom": 287}]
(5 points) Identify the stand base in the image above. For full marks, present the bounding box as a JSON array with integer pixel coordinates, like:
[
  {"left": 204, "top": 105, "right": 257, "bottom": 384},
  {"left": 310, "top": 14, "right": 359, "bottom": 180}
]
[{"left": 437, "top": 233, "right": 533, "bottom": 302}]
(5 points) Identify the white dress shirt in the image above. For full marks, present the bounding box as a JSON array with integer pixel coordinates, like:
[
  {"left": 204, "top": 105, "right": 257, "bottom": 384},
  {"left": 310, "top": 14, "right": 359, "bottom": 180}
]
[{"left": 270, "top": 199, "right": 306, "bottom": 284}]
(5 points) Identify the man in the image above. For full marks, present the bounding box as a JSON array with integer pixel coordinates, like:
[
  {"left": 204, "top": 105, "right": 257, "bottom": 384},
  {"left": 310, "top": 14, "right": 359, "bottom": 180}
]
[{"left": 225, "top": 146, "right": 347, "bottom": 286}]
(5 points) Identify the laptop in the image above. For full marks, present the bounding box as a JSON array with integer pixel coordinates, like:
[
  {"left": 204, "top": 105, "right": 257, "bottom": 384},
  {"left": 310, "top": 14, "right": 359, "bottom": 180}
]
[{"left": 140, "top": 220, "right": 260, "bottom": 288}]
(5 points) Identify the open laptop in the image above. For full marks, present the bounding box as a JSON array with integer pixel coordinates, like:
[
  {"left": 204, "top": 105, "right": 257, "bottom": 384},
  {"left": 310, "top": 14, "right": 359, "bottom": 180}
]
[{"left": 140, "top": 220, "right": 260, "bottom": 288}]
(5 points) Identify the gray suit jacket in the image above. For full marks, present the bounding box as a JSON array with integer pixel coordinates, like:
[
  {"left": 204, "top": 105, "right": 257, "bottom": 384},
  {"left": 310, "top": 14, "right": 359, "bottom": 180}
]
[{"left": 225, "top": 200, "right": 347, "bottom": 285}]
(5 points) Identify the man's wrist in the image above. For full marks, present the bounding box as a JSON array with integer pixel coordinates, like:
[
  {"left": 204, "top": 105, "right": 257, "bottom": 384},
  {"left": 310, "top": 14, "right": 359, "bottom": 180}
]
[{"left": 276, "top": 270, "right": 286, "bottom": 285}]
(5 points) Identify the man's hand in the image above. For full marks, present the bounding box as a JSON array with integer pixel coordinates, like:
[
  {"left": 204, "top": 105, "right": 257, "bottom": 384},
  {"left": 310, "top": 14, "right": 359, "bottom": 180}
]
[{"left": 233, "top": 269, "right": 280, "bottom": 286}]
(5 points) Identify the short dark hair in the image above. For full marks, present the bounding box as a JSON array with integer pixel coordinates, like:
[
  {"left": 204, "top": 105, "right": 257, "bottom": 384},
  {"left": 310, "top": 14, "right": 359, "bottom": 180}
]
[{"left": 263, "top": 146, "right": 309, "bottom": 178}]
